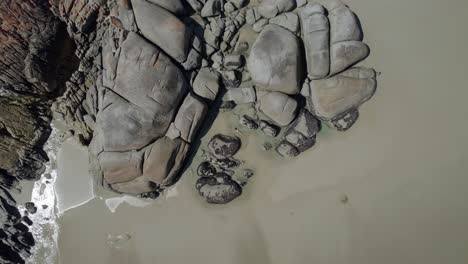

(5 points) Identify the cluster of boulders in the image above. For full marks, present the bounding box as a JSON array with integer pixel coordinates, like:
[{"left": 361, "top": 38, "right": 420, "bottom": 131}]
[
  {"left": 51, "top": 0, "right": 377, "bottom": 200},
  {"left": 0, "top": 0, "right": 378, "bottom": 260},
  {"left": 215, "top": 0, "right": 377, "bottom": 158},
  {"left": 195, "top": 134, "right": 254, "bottom": 204}
]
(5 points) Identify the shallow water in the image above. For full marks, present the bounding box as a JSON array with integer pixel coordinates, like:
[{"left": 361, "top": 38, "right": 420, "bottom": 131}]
[
  {"left": 20, "top": 0, "right": 468, "bottom": 263},
  {"left": 55, "top": 138, "right": 93, "bottom": 214}
]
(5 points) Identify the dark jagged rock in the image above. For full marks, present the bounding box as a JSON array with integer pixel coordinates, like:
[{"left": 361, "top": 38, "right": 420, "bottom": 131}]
[
  {"left": 212, "top": 158, "right": 241, "bottom": 170},
  {"left": 197, "top": 162, "right": 217, "bottom": 177},
  {"left": 24, "top": 202, "right": 37, "bottom": 215},
  {"left": 140, "top": 191, "right": 160, "bottom": 200},
  {"left": 259, "top": 120, "right": 280, "bottom": 137},
  {"left": 329, "top": 108, "right": 360, "bottom": 131},
  {"left": 0, "top": 0, "right": 103, "bottom": 261},
  {"left": 208, "top": 134, "right": 241, "bottom": 159},
  {"left": 240, "top": 115, "right": 259, "bottom": 130},
  {"left": 196, "top": 173, "right": 242, "bottom": 204}
]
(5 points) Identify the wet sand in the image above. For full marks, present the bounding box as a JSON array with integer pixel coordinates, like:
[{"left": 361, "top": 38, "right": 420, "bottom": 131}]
[
  {"left": 55, "top": 138, "right": 94, "bottom": 214},
  {"left": 53, "top": 0, "right": 468, "bottom": 264}
]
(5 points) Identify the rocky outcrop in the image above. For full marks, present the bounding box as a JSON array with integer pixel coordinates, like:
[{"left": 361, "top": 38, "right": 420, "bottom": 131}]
[
  {"left": 0, "top": 0, "right": 380, "bottom": 260},
  {"left": 5, "top": 0, "right": 378, "bottom": 195}
]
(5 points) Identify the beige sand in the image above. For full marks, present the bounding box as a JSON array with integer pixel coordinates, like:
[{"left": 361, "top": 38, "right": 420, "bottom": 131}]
[{"left": 54, "top": 0, "right": 468, "bottom": 263}]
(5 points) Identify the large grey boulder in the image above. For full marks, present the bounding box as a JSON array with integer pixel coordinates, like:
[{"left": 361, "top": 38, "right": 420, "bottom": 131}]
[
  {"left": 114, "top": 32, "right": 188, "bottom": 115},
  {"left": 330, "top": 40, "right": 369, "bottom": 75},
  {"left": 300, "top": 3, "right": 330, "bottom": 79},
  {"left": 99, "top": 150, "right": 144, "bottom": 184},
  {"left": 328, "top": 1, "right": 363, "bottom": 44},
  {"left": 306, "top": 67, "right": 377, "bottom": 120},
  {"left": 258, "top": 91, "right": 298, "bottom": 126},
  {"left": 95, "top": 90, "right": 169, "bottom": 152},
  {"left": 96, "top": 33, "right": 188, "bottom": 152},
  {"left": 174, "top": 93, "right": 208, "bottom": 143},
  {"left": 300, "top": 2, "right": 369, "bottom": 78},
  {"left": 142, "top": 137, "right": 189, "bottom": 186},
  {"left": 146, "top": 0, "right": 186, "bottom": 15},
  {"left": 132, "top": 0, "right": 191, "bottom": 62},
  {"left": 248, "top": 25, "right": 303, "bottom": 95},
  {"left": 258, "top": 0, "right": 296, "bottom": 18},
  {"left": 110, "top": 137, "right": 189, "bottom": 194}
]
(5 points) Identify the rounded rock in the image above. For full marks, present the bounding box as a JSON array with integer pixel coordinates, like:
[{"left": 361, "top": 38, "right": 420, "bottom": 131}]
[{"left": 208, "top": 134, "right": 241, "bottom": 159}]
